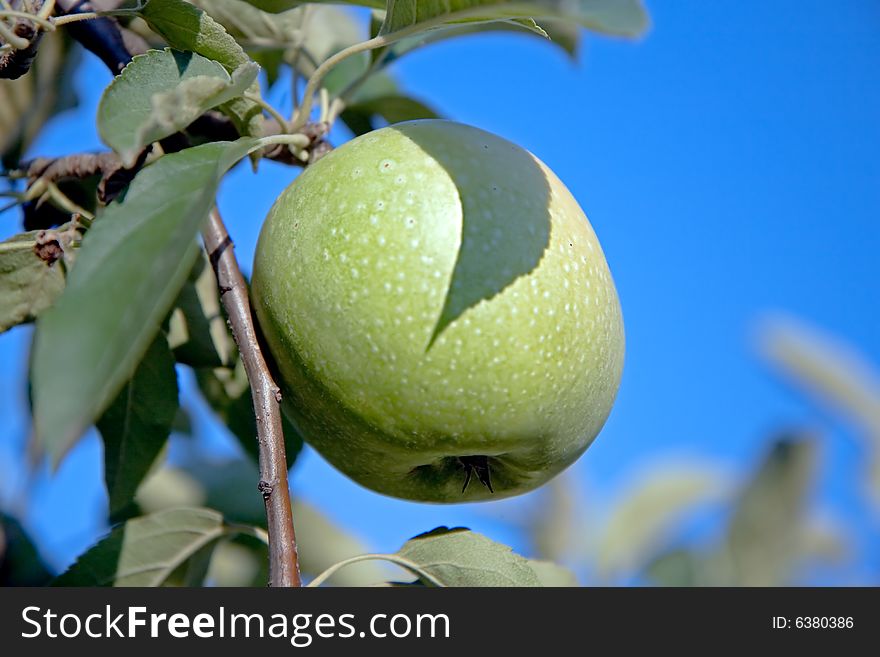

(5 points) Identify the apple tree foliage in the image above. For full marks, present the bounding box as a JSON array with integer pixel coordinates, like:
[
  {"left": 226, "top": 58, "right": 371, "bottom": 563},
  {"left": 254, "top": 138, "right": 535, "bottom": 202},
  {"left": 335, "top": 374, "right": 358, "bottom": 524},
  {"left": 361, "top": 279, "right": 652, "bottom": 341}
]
[
  {"left": 0, "top": 0, "right": 650, "bottom": 587},
  {"left": 6, "top": 1, "right": 869, "bottom": 588},
  {"left": 0, "top": 0, "right": 877, "bottom": 586}
]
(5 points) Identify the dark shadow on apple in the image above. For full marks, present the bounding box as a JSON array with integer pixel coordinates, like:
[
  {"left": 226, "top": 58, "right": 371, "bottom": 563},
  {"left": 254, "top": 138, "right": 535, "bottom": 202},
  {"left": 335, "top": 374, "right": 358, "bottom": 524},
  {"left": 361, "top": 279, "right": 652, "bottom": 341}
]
[{"left": 395, "top": 123, "right": 552, "bottom": 348}]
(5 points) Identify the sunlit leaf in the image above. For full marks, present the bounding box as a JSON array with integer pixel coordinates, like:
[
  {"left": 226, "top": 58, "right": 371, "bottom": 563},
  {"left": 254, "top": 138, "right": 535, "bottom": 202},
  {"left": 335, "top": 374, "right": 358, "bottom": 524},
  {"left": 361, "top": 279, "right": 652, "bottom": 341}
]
[
  {"left": 293, "top": 5, "right": 366, "bottom": 77},
  {"left": 527, "top": 559, "right": 578, "bottom": 586},
  {"left": 139, "top": 0, "right": 250, "bottom": 69},
  {"left": 98, "top": 48, "right": 259, "bottom": 166},
  {"left": 138, "top": 0, "right": 265, "bottom": 138},
  {"left": 397, "top": 527, "right": 541, "bottom": 587},
  {"left": 243, "top": 0, "right": 383, "bottom": 12},
  {"left": 366, "top": 9, "right": 579, "bottom": 65},
  {"left": 379, "top": 0, "right": 648, "bottom": 39}
]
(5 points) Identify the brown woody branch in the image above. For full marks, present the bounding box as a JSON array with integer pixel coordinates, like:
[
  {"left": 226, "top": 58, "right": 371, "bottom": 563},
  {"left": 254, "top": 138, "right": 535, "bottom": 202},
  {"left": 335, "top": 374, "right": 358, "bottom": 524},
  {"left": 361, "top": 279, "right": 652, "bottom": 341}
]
[
  {"left": 203, "top": 208, "right": 301, "bottom": 587},
  {"left": 13, "top": 116, "right": 329, "bottom": 206}
]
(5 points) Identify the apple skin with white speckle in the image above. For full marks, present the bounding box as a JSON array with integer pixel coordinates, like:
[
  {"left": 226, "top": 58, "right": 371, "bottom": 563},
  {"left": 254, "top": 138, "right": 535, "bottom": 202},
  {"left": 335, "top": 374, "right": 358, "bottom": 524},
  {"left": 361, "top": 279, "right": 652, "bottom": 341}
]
[{"left": 252, "top": 120, "right": 624, "bottom": 502}]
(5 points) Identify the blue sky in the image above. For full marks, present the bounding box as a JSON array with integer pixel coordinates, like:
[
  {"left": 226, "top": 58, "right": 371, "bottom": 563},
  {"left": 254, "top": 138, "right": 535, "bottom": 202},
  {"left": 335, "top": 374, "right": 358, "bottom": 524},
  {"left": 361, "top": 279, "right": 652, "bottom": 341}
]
[{"left": 1, "top": 1, "right": 879, "bottom": 582}]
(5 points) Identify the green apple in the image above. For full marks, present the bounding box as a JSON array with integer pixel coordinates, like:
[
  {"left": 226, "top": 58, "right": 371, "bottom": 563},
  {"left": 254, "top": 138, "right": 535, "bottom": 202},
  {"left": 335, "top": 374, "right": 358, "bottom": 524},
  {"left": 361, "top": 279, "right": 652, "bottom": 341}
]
[{"left": 252, "top": 120, "right": 624, "bottom": 503}]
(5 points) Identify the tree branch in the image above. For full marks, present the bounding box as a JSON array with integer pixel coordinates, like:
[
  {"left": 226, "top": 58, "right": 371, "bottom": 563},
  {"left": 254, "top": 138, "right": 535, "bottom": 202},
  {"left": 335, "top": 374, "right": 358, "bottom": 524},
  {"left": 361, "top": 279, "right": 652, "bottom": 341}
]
[{"left": 202, "top": 207, "right": 301, "bottom": 588}]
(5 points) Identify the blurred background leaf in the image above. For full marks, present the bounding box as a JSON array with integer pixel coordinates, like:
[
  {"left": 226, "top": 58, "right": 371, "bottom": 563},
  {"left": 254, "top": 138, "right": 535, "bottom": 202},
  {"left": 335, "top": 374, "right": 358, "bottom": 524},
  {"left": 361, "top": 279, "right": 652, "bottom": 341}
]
[
  {"left": 136, "top": 462, "right": 387, "bottom": 585},
  {"left": 592, "top": 461, "right": 731, "bottom": 583},
  {"left": 758, "top": 315, "right": 880, "bottom": 512}
]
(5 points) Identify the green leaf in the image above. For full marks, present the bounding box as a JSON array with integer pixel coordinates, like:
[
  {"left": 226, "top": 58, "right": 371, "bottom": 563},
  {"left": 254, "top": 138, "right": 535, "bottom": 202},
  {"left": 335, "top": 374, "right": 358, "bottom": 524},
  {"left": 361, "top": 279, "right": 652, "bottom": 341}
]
[
  {"left": 98, "top": 49, "right": 259, "bottom": 167},
  {"left": 136, "top": 467, "right": 208, "bottom": 513},
  {"left": 379, "top": 0, "right": 649, "bottom": 39},
  {"left": 139, "top": 0, "right": 250, "bottom": 69},
  {"left": 97, "top": 336, "right": 179, "bottom": 522},
  {"left": 337, "top": 70, "right": 440, "bottom": 135},
  {"left": 243, "top": 0, "right": 383, "bottom": 12},
  {"left": 168, "top": 253, "right": 234, "bottom": 368},
  {"left": 594, "top": 462, "right": 731, "bottom": 581},
  {"left": 167, "top": 541, "right": 217, "bottom": 586},
  {"left": 138, "top": 0, "right": 264, "bottom": 139},
  {"left": 0, "top": 224, "right": 75, "bottom": 334},
  {"left": 54, "top": 508, "right": 227, "bottom": 586},
  {"left": 527, "top": 559, "right": 578, "bottom": 586},
  {"left": 201, "top": 2, "right": 364, "bottom": 110},
  {"left": 723, "top": 436, "right": 817, "bottom": 586},
  {"left": 527, "top": 478, "right": 580, "bottom": 563},
  {"left": 192, "top": 0, "right": 307, "bottom": 51},
  {"left": 644, "top": 549, "right": 707, "bottom": 587},
  {"left": 342, "top": 92, "right": 440, "bottom": 136},
  {"left": 31, "top": 138, "right": 260, "bottom": 467},
  {"left": 288, "top": 5, "right": 366, "bottom": 78},
  {"left": 383, "top": 16, "right": 580, "bottom": 63},
  {"left": 206, "top": 538, "right": 265, "bottom": 586},
  {"left": 1, "top": 513, "right": 52, "bottom": 586},
  {"left": 397, "top": 527, "right": 542, "bottom": 586},
  {"left": 536, "top": 19, "right": 580, "bottom": 56}
]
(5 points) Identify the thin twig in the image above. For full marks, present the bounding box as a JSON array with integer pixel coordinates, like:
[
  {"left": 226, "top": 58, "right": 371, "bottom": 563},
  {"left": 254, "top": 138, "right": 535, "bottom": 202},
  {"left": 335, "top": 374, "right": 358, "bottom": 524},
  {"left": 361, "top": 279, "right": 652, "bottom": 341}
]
[
  {"left": 51, "top": 10, "right": 101, "bottom": 26},
  {"left": 291, "top": 11, "right": 476, "bottom": 131},
  {"left": 202, "top": 206, "right": 301, "bottom": 588}
]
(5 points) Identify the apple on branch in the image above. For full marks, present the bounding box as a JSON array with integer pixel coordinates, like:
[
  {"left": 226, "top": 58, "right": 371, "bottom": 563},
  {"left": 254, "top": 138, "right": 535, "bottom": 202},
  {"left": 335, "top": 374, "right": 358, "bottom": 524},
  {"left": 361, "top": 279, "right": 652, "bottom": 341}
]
[{"left": 252, "top": 120, "right": 624, "bottom": 503}]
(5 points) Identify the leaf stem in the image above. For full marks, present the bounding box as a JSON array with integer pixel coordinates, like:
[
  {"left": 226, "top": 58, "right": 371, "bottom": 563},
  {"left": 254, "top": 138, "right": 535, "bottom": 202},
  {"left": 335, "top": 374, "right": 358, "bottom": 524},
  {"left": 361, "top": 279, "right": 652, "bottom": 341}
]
[
  {"left": 0, "top": 19, "right": 29, "bottom": 49},
  {"left": 37, "top": 0, "right": 55, "bottom": 21},
  {"left": 0, "top": 10, "right": 54, "bottom": 29},
  {"left": 226, "top": 522, "right": 270, "bottom": 546},
  {"left": 291, "top": 14, "right": 454, "bottom": 132},
  {"left": 291, "top": 7, "right": 528, "bottom": 131},
  {"left": 244, "top": 92, "right": 290, "bottom": 134},
  {"left": 51, "top": 10, "right": 101, "bottom": 26},
  {"left": 307, "top": 554, "right": 446, "bottom": 588}
]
